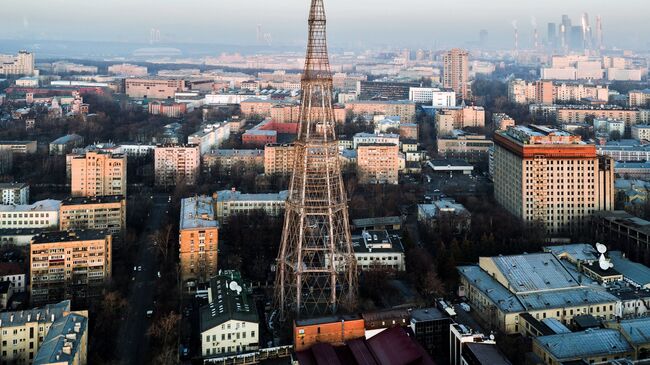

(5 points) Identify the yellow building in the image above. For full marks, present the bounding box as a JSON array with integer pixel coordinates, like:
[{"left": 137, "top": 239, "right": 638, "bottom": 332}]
[
  {"left": 264, "top": 143, "right": 295, "bottom": 175},
  {"left": 70, "top": 151, "right": 127, "bottom": 197},
  {"left": 443, "top": 48, "right": 469, "bottom": 101},
  {"left": 0, "top": 301, "right": 86, "bottom": 364},
  {"left": 357, "top": 143, "right": 399, "bottom": 185},
  {"left": 30, "top": 231, "right": 112, "bottom": 307},
  {"left": 59, "top": 196, "right": 126, "bottom": 238}
]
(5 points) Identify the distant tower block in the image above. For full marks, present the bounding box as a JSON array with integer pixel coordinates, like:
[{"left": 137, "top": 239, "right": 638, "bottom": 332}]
[{"left": 274, "top": 0, "right": 357, "bottom": 321}]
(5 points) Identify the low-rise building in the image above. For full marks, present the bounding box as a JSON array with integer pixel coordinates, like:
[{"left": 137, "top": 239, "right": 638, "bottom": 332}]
[
  {"left": 0, "top": 263, "right": 26, "bottom": 293},
  {"left": 200, "top": 271, "right": 259, "bottom": 358},
  {"left": 214, "top": 189, "right": 287, "bottom": 221},
  {"left": 532, "top": 329, "right": 633, "bottom": 365},
  {"left": 409, "top": 308, "right": 452, "bottom": 363},
  {"left": 49, "top": 134, "right": 84, "bottom": 156},
  {"left": 350, "top": 230, "right": 405, "bottom": 271},
  {"left": 418, "top": 199, "right": 471, "bottom": 233},
  {"left": 30, "top": 230, "right": 112, "bottom": 306},
  {"left": 293, "top": 314, "right": 365, "bottom": 352},
  {"left": 0, "top": 199, "right": 61, "bottom": 229},
  {"left": 597, "top": 140, "right": 650, "bottom": 162},
  {"left": 180, "top": 195, "right": 219, "bottom": 285},
  {"left": 148, "top": 100, "right": 188, "bottom": 118},
  {"left": 0, "top": 141, "right": 37, "bottom": 154},
  {"left": 125, "top": 77, "right": 186, "bottom": 99},
  {"left": 33, "top": 312, "right": 88, "bottom": 365},
  {"left": 436, "top": 130, "right": 493, "bottom": 160},
  {"left": 0, "top": 182, "right": 29, "bottom": 205},
  {"left": 632, "top": 124, "right": 650, "bottom": 141},
  {"left": 59, "top": 196, "right": 126, "bottom": 238},
  {"left": 0, "top": 301, "right": 82, "bottom": 364}
]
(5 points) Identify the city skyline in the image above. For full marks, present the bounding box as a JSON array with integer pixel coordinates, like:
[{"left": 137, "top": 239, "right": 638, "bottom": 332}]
[{"left": 1, "top": 0, "right": 649, "bottom": 50}]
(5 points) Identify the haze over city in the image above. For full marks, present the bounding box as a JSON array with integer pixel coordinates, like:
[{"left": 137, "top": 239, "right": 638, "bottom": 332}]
[
  {"left": 1, "top": 0, "right": 649, "bottom": 50},
  {"left": 1, "top": 0, "right": 650, "bottom": 365}
]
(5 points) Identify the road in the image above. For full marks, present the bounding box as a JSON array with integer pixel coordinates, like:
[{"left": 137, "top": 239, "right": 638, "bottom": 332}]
[{"left": 116, "top": 194, "right": 170, "bottom": 365}]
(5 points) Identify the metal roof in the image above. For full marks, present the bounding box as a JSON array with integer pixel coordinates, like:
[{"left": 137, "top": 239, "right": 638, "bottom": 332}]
[
  {"left": 457, "top": 265, "right": 525, "bottom": 313},
  {"left": 488, "top": 253, "right": 580, "bottom": 293},
  {"left": 543, "top": 244, "right": 599, "bottom": 263},
  {"left": 534, "top": 329, "right": 632, "bottom": 361},
  {"left": 33, "top": 313, "right": 88, "bottom": 365},
  {"left": 609, "top": 251, "right": 650, "bottom": 287},
  {"left": 618, "top": 317, "right": 650, "bottom": 345}
]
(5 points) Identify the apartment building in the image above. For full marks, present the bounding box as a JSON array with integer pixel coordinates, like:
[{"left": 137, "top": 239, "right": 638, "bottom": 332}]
[
  {"left": 30, "top": 231, "right": 112, "bottom": 306},
  {"left": 203, "top": 149, "right": 264, "bottom": 176},
  {"left": 214, "top": 189, "right": 288, "bottom": 221},
  {"left": 508, "top": 79, "right": 609, "bottom": 104},
  {"left": 33, "top": 312, "right": 88, "bottom": 365},
  {"left": 435, "top": 106, "right": 485, "bottom": 135},
  {"left": 200, "top": 272, "right": 259, "bottom": 357},
  {"left": 154, "top": 144, "right": 200, "bottom": 187},
  {"left": 436, "top": 131, "right": 494, "bottom": 160},
  {"left": 0, "top": 51, "right": 35, "bottom": 76},
  {"left": 125, "top": 78, "right": 186, "bottom": 99},
  {"left": 357, "top": 144, "right": 399, "bottom": 185},
  {"left": 493, "top": 125, "right": 614, "bottom": 235},
  {"left": 188, "top": 123, "right": 231, "bottom": 155},
  {"left": 345, "top": 101, "right": 416, "bottom": 123},
  {"left": 629, "top": 89, "right": 650, "bottom": 108},
  {"left": 179, "top": 195, "right": 219, "bottom": 285},
  {"left": 108, "top": 63, "right": 148, "bottom": 77},
  {"left": 0, "top": 183, "right": 29, "bottom": 205},
  {"left": 263, "top": 143, "right": 295, "bottom": 175},
  {"left": 442, "top": 48, "right": 470, "bottom": 101},
  {"left": 70, "top": 152, "right": 127, "bottom": 198},
  {"left": 0, "top": 301, "right": 84, "bottom": 364},
  {"left": 0, "top": 199, "right": 60, "bottom": 230},
  {"left": 59, "top": 196, "right": 126, "bottom": 237},
  {"left": 408, "top": 87, "right": 456, "bottom": 106},
  {"left": 493, "top": 113, "right": 515, "bottom": 130},
  {"left": 352, "top": 132, "right": 399, "bottom": 149}
]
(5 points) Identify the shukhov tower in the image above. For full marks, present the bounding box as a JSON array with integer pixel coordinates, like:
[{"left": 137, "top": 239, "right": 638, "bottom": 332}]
[{"left": 275, "top": 0, "right": 357, "bottom": 320}]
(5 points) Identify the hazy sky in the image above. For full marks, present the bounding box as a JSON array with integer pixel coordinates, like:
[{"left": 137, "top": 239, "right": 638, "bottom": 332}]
[{"left": 1, "top": 0, "right": 649, "bottom": 50}]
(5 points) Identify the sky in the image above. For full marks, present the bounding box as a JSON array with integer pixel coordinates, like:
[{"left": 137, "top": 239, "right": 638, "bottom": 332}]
[{"left": 1, "top": 0, "right": 649, "bottom": 50}]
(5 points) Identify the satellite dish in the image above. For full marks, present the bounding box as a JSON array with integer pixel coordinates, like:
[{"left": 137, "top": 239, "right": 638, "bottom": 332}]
[
  {"left": 229, "top": 281, "right": 238, "bottom": 291},
  {"left": 599, "top": 254, "right": 614, "bottom": 270},
  {"left": 489, "top": 334, "right": 495, "bottom": 341},
  {"left": 596, "top": 243, "right": 607, "bottom": 254}
]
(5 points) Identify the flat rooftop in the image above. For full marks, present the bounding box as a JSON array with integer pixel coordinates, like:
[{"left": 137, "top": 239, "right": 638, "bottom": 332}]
[
  {"left": 215, "top": 190, "right": 288, "bottom": 203},
  {"left": 533, "top": 329, "right": 632, "bottom": 360},
  {"left": 61, "top": 195, "right": 123, "bottom": 206},
  {"left": 0, "top": 199, "right": 60, "bottom": 212},
  {"left": 180, "top": 195, "right": 218, "bottom": 230},
  {"left": 32, "top": 230, "right": 110, "bottom": 244}
]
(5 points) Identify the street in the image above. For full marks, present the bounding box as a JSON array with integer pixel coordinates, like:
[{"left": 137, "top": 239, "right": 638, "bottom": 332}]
[{"left": 116, "top": 194, "right": 170, "bottom": 365}]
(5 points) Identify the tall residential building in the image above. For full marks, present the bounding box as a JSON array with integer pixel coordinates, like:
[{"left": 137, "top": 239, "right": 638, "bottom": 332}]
[
  {"left": 70, "top": 152, "right": 127, "bottom": 197},
  {"left": 59, "top": 196, "right": 126, "bottom": 237},
  {"left": 357, "top": 144, "right": 400, "bottom": 185},
  {"left": 0, "top": 51, "right": 35, "bottom": 76},
  {"left": 442, "top": 49, "right": 470, "bottom": 101},
  {"left": 179, "top": 195, "right": 219, "bottom": 286},
  {"left": 264, "top": 143, "right": 295, "bottom": 175},
  {"left": 154, "top": 144, "right": 200, "bottom": 187},
  {"left": 493, "top": 125, "right": 614, "bottom": 235},
  {"left": 0, "top": 301, "right": 85, "bottom": 364},
  {"left": 30, "top": 231, "right": 112, "bottom": 306},
  {"left": 0, "top": 183, "right": 29, "bottom": 205}
]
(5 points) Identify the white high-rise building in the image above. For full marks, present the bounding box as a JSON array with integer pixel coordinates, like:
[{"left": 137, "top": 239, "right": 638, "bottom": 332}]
[{"left": 0, "top": 51, "right": 35, "bottom": 76}]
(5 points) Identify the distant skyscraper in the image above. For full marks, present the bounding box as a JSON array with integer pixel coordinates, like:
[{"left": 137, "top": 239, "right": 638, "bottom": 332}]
[
  {"left": 479, "top": 29, "right": 488, "bottom": 47},
  {"left": 595, "top": 16, "right": 604, "bottom": 51},
  {"left": 443, "top": 48, "right": 469, "bottom": 101},
  {"left": 570, "top": 26, "right": 584, "bottom": 51},
  {"left": 547, "top": 23, "right": 557, "bottom": 48}
]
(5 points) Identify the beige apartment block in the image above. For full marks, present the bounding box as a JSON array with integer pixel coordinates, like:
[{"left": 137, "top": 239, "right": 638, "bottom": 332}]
[
  {"left": 70, "top": 151, "right": 127, "bottom": 197},
  {"left": 357, "top": 143, "right": 399, "bottom": 185}
]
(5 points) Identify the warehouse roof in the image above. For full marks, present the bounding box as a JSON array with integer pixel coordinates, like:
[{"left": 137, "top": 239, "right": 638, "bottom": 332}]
[{"left": 534, "top": 329, "right": 632, "bottom": 361}]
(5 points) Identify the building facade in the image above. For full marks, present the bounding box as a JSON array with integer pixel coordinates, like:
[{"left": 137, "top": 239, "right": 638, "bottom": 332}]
[
  {"left": 0, "top": 51, "right": 35, "bottom": 76},
  {"left": 263, "top": 143, "right": 296, "bottom": 175},
  {"left": 30, "top": 231, "right": 112, "bottom": 306},
  {"left": 493, "top": 125, "right": 614, "bottom": 235},
  {"left": 443, "top": 49, "right": 470, "bottom": 101},
  {"left": 70, "top": 152, "right": 127, "bottom": 198},
  {"left": 179, "top": 196, "right": 219, "bottom": 285},
  {"left": 0, "top": 183, "right": 29, "bottom": 205},
  {"left": 59, "top": 196, "right": 126, "bottom": 237},
  {"left": 154, "top": 145, "right": 200, "bottom": 187},
  {"left": 125, "top": 78, "right": 186, "bottom": 99},
  {"left": 357, "top": 144, "right": 399, "bottom": 185},
  {"left": 0, "top": 199, "right": 60, "bottom": 230},
  {"left": 214, "top": 189, "right": 287, "bottom": 221}
]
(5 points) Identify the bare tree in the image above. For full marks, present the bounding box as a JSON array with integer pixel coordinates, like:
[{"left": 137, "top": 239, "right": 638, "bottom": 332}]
[
  {"left": 149, "top": 224, "right": 173, "bottom": 263},
  {"left": 147, "top": 311, "right": 181, "bottom": 349}
]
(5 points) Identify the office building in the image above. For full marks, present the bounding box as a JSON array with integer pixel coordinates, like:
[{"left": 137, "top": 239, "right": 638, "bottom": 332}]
[
  {"left": 0, "top": 51, "right": 35, "bottom": 76},
  {"left": 593, "top": 211, "right": 650, "bottom": 266},
  {"left": 0, "top": 199, "right": 60, "bottom": 229},
  {"left": 532, "top": 329, "right": 633, "bottom": 364},
  {"left": 408, "top": 87, "right": 456, "bottom": 107},
  {"left": 59, "top": 196, "right": 126, "bottom": 237},
  {"left": 70, "top": 152, "right": 127, "bottom": 198},
  {"left": 409, "top": 308, "right": 451, "bottom": 362},
  {"left": 436, "top": 130, "right": 493, "bottom": 160},
  {"left": 443, "top": 49, "right": 470, "bottom": 101},
  {"left": 349, "top": 230, "right": 405, "bottom": 271},
  {"left": 493, "top": 125, "right": 613, "bottom": 235},
  {"left": 200, "top": 271, "right": 259, "bottom": 357},
  {"left": 30, "top": 231, "right": 112, "bottom": 306},
  {"left": 356, "top": 80, "right": 417, "bottom": 101},
  {"left": 125, "top": 78, "right": 186, "bottom": 99},
  {"left": 214, "top": 189, "right": 287, "bottom": 221},
  {"left": 179, "top": 195, "right": 219, "bottom": 285},
  {"left": 357, "top": 144, "right": 399, "bottom": 185},
  {"left": 154, "top": 144, "right": 200, "bottom": 187},
  {"left": 0, "top": 183, "right": 29, "bottom": 205}
]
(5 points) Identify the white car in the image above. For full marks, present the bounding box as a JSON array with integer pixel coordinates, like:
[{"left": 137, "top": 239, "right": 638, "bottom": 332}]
[{"left": 137, "top": 266, "right": 142, "bottom": 272}]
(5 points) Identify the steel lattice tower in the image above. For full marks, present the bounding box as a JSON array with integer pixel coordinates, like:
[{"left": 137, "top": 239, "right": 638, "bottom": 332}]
[{"left": 274, "top": 0, "right": 357, "bottom": 321}]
